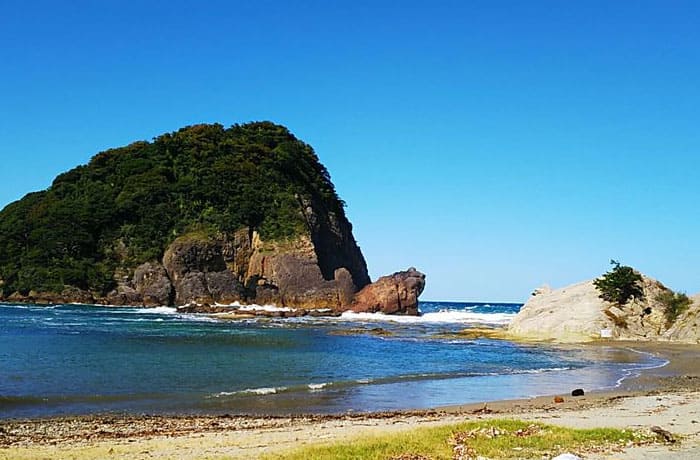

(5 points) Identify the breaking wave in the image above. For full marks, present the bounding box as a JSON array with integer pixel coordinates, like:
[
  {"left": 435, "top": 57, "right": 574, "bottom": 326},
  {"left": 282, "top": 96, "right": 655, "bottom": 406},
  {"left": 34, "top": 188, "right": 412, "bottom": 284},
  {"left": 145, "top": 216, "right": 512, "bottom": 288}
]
[{"left": 339, "top": 310, "right": 516, "bottom": 325}]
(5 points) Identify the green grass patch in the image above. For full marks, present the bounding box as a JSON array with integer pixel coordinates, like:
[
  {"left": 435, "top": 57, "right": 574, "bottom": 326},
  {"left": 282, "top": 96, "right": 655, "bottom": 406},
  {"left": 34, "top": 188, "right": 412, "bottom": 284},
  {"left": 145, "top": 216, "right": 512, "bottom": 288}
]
[{"left": 265, "top": 419, "right": 655, "bottom": 460}]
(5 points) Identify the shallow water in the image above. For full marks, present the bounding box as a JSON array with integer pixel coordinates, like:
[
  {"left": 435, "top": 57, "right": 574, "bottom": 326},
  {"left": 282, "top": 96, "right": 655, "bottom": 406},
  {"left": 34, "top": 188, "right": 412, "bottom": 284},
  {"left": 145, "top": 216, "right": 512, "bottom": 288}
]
[{"left": 0, "top": 302, "right": 666, "bottom": 418}]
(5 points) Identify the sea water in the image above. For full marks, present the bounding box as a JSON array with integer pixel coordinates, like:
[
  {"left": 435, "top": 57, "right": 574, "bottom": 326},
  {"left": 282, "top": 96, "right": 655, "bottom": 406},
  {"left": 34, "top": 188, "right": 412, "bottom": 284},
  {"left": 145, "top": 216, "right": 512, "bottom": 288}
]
[{"left": 0, "top": 302, "right": 666, "bottom": 418}]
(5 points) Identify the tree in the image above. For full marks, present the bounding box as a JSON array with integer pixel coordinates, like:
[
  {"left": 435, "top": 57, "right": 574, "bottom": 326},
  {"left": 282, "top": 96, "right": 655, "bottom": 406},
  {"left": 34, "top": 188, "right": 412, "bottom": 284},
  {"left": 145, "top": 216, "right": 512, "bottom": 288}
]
[
  {"left": 656, "top": 290, "right": 692, "bottom": 327},
  {"left": 593, "top": 260, "right": 644, "bottom": 306}
]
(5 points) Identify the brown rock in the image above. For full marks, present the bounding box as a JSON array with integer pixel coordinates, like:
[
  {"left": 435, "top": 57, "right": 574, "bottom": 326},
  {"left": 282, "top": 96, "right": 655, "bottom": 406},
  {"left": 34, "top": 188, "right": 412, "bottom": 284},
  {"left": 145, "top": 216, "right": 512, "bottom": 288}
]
[
  {"left": 59, "top": 286, "right": 95, "bottom": 304},
  {"left": 554, "top": 396, "right": 565, "bottom": 403},
  {"left": 244, "top": 233, "right": 360, "bottom": 309},
  {"left": 351, "top": 268, "right": 426, "bottom": 315},
  {"left": 7, "top": 291, "right": 25, "bottom": 302}
]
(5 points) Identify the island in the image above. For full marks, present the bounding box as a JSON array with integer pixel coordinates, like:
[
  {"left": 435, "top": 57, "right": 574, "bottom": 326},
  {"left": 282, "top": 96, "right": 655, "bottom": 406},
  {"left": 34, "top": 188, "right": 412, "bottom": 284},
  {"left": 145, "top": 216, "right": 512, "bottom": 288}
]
[{"left": 0, "top": 122, "right": 425, "bottom": 315}]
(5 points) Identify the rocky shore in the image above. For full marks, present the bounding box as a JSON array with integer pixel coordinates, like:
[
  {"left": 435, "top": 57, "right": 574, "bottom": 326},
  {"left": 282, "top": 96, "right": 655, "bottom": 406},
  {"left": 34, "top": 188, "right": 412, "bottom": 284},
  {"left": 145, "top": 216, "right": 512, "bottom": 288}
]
[{"left": 2, "top": 227, "right": 426, "bottom": 317}]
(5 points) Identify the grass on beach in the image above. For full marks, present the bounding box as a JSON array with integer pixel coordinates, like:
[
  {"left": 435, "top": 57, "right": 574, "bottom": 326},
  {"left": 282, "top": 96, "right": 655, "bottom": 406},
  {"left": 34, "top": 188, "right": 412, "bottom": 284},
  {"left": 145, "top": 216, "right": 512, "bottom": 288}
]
[{"left": 266, "top": 419, "right": 655, "bottom": 460}]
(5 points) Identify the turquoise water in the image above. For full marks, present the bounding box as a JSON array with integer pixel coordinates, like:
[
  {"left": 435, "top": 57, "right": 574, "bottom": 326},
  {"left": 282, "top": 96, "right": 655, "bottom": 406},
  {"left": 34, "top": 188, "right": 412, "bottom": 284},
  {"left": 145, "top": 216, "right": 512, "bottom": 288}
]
[{"left": 0, "top": 302, "right": 666, "bottom": 418}]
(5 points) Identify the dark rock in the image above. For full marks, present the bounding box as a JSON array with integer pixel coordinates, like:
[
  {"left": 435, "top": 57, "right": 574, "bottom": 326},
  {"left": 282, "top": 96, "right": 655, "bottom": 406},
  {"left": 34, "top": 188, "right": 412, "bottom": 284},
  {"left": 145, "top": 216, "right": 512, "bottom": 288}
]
[
  {"left": 308, "top": 309, "right": 342, "bottom": 317},
  {"left": 59, "top": 286, "right": 95, "bottom": 304},
  {"left": 650, "top": 426, "right": 676, "bottom": 443},
  {"left": 176, "top": 304, "right": 233, "bottom": 314},
  {"left": 7, "top": 291, "right": 25, "bottom": 302},
  {"left": 205, "top": 271, "right": 243, "bottom": 304},
  {"left": 163, "top": 235, "right": 244, "bottom": 306},
  {"left": 105, "top": 285, "right": 142, "bottom": 306},
  {"left": 254, "top": 282, "right": 281, "bottom": 306},
  {"left": 351, "top": 268, "right": 426, "bottom": 315},
  {"left": 571, "top": 388, "right": 585, "bottom": 397},
  {"left": 10, "top": 287, "right": 97, "bottom": 305},
  {"left": 133, "top": 262, "right": 173, "bottom": 306}
]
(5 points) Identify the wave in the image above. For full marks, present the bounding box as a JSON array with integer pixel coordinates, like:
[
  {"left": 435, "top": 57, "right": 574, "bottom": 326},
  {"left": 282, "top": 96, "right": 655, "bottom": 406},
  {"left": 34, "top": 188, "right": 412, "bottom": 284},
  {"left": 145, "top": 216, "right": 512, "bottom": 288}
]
[
  {"left": 207, "top": 366, "right": 576, "bottom": 400},
  {"left": 308, "top": 382, "right": 330, "bottom": 391},
  {"left": 339, "top": 310, "right": 516, "bottom": 325},
  {"left": 134, "top": 306, "right": 178, "bottom": 314},
  {"left": 609, "top": 348, "right": 670, "bottom": 388},
  {"left": 237, "top": 304, "right": 296, "bottom": 313},
  {"left": 212, "top": 386, "right": 288, "bottom": 397}
]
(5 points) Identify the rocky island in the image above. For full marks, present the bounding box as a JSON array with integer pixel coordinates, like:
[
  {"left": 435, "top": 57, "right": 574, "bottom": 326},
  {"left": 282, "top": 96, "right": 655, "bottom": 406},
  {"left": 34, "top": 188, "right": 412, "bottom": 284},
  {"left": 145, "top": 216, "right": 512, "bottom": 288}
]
[{"left": 0, "top": 122, "right": 424, "bottom": 315}]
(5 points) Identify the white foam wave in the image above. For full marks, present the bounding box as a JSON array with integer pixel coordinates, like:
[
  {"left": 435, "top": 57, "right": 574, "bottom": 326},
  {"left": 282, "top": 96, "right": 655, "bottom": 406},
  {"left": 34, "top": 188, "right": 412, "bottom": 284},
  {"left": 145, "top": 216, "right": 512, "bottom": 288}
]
[
  {"left": 240, "top": 386, "right": 287, "bottom": 395},
  {"left": 611, "top": 348, "right": 670, "bottom": 388},
  {"left": 237, "top": 304, "right": 296, "bottom": 313},
  {"left": 507, "top": 367, "right": 572, "bottom": 375},
  {"left": 134, "top": 306, "right": 177, "bottom": 314},
  {"left": 308, "top": 382, "right": 329, "bottom": 391},
  {"left": 211, "top": 386, "right": 287, "bottom": 397},
  {"left": 339, "top": 310, "right": 516, "bottom": 325}
]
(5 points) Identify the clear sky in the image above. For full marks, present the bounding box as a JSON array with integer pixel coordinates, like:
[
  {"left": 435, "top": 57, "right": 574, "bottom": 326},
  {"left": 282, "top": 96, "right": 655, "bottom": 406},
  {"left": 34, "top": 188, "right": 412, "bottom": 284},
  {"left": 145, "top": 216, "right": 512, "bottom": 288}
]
[{"left": 1, "top": 1, "right": 699, "bottom": 302}]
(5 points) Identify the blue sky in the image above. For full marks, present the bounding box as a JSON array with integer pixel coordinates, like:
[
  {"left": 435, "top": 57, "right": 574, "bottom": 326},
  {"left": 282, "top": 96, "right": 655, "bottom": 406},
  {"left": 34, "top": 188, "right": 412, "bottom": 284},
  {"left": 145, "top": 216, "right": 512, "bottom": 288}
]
[{"left": 1, "top": 1, "right": 699, "bottom": 302}]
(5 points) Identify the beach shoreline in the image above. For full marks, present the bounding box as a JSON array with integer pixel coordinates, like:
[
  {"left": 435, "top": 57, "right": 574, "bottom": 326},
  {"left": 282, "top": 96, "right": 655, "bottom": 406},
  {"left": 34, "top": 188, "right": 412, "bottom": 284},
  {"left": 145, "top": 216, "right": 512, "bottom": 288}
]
[{"left": 2, "top": 341, "right": 699, "bottom": 458}]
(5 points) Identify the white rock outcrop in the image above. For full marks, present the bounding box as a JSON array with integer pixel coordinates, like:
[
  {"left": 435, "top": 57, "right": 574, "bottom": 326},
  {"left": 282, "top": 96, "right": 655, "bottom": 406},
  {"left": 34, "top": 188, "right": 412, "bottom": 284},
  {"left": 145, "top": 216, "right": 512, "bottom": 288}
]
[{"left": 508, "top": 275, "right": 699, "bottom": 343}]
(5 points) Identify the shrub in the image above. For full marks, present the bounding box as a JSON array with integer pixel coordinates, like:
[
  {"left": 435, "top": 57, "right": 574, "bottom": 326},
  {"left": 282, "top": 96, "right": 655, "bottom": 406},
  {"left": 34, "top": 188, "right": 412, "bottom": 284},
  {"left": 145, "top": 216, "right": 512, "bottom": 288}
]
[
  {"left": 593, "top": 260, "right": 644, "bottom": 306},
  {"left": 656, "top": 290, "right": 692, "bottom": 327}
]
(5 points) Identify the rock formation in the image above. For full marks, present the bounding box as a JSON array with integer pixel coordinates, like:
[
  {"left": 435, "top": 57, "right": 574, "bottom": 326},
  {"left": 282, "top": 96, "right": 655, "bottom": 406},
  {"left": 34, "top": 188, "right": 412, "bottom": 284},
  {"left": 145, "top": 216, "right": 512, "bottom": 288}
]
[
  {"left": 161, "top": 235, "right": 244, "bottom": 306},
  {"left": 509, "top": 275, "right": 700, "bottom": 343},
  {"left": 351, "top": 268, "right": 426, "bottom": 315},
  {"left": 664, "top": 294, "right": 700, "bottom": 343}
]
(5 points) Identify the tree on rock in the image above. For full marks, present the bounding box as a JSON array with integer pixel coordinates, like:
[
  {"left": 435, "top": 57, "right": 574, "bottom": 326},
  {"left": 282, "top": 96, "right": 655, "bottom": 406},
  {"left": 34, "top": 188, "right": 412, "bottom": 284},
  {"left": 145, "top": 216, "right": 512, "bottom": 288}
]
[{"left": 594, "top": 260, "right": 644, "bottom": 306}]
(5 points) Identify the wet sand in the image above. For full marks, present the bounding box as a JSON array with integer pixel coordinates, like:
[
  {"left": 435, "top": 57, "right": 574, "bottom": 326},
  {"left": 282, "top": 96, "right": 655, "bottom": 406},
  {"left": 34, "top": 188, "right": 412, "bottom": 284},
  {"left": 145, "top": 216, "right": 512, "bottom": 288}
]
[{"left": 1, "top": 342, "right": 699, "bottom": 459}]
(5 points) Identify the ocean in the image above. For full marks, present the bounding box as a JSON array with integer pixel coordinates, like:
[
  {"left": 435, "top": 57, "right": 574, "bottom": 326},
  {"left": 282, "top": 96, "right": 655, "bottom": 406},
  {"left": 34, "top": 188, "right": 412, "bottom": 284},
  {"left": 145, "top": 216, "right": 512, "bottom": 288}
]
[{"left": 0, "top": 301, "right": 666, "bottom": 419}]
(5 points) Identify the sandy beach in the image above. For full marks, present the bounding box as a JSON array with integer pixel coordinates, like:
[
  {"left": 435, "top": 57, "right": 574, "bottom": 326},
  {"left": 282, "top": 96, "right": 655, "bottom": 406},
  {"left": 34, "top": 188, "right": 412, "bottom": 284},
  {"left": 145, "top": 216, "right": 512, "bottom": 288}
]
[{"left": 1, "top": 342, "right": 699, "bottom": 459}]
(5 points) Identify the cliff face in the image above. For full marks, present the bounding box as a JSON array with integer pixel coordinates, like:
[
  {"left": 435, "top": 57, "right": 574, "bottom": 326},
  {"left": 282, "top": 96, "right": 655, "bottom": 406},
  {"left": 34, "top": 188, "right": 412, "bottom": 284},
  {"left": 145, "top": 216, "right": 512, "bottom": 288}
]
[
  {"left": 101, "top": 226, "right": 364, "bottom": 309},
  {"left": 0, "top": 121, "right": 413, "bottom": 310},
  {"left": 509, "top": 276, "right": 700, "bottom": 343}
]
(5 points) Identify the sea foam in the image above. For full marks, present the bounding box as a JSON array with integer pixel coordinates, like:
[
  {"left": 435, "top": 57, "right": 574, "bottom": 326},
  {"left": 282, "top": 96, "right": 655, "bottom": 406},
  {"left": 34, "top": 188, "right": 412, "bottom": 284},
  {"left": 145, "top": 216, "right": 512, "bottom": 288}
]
[
  {"left": 134, "top": 306, "right": 177, "bottom": 314},
  {"left": 339, "top": 310, "right": 516, "bottom": 325}
]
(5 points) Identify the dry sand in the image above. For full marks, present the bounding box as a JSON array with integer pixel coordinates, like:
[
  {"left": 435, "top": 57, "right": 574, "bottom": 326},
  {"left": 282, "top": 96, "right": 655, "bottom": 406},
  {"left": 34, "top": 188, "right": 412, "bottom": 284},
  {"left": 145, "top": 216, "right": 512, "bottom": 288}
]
[{"left": 2, "top": 342, "right": 699, "bottom": 459}]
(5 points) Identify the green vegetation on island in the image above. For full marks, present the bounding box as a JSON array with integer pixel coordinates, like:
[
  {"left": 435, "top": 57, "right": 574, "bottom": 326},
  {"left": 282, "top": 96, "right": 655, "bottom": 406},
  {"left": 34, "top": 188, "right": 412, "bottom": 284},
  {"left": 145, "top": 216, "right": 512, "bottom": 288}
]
[
  {"left": 0, "top": 122, "right": 345, "bottom": 298},
  {"left": 656, "top": 290, "right": 693, "bottom": 327},
  {"left": 593, "top": 260, "right": 645, "bottom": 306}
]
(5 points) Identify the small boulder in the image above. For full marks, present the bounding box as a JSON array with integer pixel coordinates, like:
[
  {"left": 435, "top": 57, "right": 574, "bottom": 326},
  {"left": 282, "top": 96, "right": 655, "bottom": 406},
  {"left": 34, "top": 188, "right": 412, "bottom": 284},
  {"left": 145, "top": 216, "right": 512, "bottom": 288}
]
[{"left": 571, "top": 388, "right": 585, "bottom": 397}]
